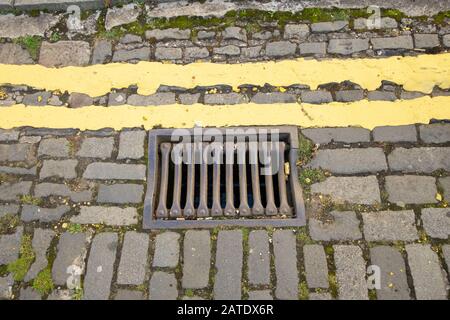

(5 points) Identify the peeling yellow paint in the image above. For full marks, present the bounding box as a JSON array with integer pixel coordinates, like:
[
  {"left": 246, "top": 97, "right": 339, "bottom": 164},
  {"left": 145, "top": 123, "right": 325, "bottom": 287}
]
[
  {"left": 0, "top": 96, "right": 449, "bottom": 130},
  {"left": 0, "top": 53, "right": 450, "bottom": 96}
]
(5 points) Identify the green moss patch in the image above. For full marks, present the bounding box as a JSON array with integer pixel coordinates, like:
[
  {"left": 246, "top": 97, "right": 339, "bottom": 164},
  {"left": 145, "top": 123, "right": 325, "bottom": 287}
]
[
  {"left": 0, "top": 213, "right": 20, "bottom": 234},
  {"left": 32, "top": 266, "right": 54, "bottom": 295},
  {"left": 7, "top": 234, "right": 35, "bottom": 282},
  {"left": 13, "top": 36, "right": 42, "bottom": 61}
]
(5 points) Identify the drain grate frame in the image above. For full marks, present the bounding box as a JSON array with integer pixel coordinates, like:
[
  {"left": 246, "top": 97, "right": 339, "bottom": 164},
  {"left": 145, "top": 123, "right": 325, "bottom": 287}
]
[{"left": 143, "top": 126, "right": 306, "bottom": 229}]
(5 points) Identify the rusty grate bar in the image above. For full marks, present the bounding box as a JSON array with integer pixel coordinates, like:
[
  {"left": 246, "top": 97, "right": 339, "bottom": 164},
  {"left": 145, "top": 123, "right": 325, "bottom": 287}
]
[{"left": 143, "top": 126, "right": 306, "bottom": 229}]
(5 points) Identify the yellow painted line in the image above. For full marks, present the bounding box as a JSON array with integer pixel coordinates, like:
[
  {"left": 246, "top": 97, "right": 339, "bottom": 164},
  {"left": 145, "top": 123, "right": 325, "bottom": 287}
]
[
  {"left": 0, "top": 96, "right": 449, "bottom": 130},
  {"left": 0, "top": 53, "right": 450, "bottom": 97}
]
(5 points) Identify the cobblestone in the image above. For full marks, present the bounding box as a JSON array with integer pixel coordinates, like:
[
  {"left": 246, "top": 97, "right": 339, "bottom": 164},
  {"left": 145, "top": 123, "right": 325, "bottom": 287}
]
[
  {"left": 71, "top": 206, "right": 138, "bottom": 226},
  {"left": 373, "top": 125, "right": 417, "bottom": 142},
  {"left": 222, "top": 27, "right": 247, "bottom": 42},
  {"left": 414, "top": 34, "right": 440, "bottom": 48},
  {"left": 283, "top": 24, "right": 309, "bottom": 40},
  {"left": 21, "top": 205, "right": 70, "bottom": 223},
  {"left": 311, "top": 176, "right": 381, "bottom": 205},
  {"left": 0, "top": 143, "right": 35, "bottom": 162},
  {"left": 302, "top": 127, "right": 370, "bottom": 144},
  {"left": 421, "top": 208, "right": 450, "bottom": 239},
  {"left": 311, "top": 21, "right": 348, "bottom": 33},
  {"left": 0, "top": 129, "right": 19, "bottom": 142},
  {"left": 214, "top": 230, "right": 243, "bottom": 300},
  {"left": 300, "top": 90, "right": 332, "bottom": 104},
  {"left": 353, "top": 17, "right": 398, "bottom": 30},
  {"left": 0, "top": 43, "right": 33, "bottom": 64},
  {"left": 328, "top": 39, "right": 369, "bottom": 55},
  {"left": 440, "top": 177, "right": 450, "bottom": 201},
  {"left": 309, "top": 211, "right": 362, "bottom": 241},
  {"left": 248, "top": 230, "right": 270, "bottom": 286},
  {"left": 105, "top": 4, "right": 140, "bottom": 31},
  {"left": 273, "top": 230, "right": 298, "bottom": 300},
  {"left": 127, "top": 93, "right": 176, "bottom": 106},
  {"left": 367, "top": 91, "right": 397, "bottom": 101},
  {"left": 84, "top": 233, "right": 118, "bottom": 300},
  {"left": 334, "top": 245, "right": 368, "bottom": 300},
  {"left": 0, "top": 165, "right": 36, "bottom": 176},
  {"left": 40, "top": 159, "right": 78, "bottom": 179},
  {"left": 0, "top": 181, "right": 32, "bottom": 201},
  {"left": 182, "top": 230, "right": 211, "bottom": 289},
  {"left": 251, "top": 92, "right": 296, "bottom": 104},
  {"left": 155, "top": 47, "right": 183, "bottom": 60},
  {"left": 83, "top": 163, "right": 146, "bottom": 180},
  {"left": 97, "top": 184, "right": 144, "bottom": 204},
  {"left": 0, "top": 274, "right": 14, "bottom": 300},
  {"left": 308, "top": 148, "right": 387, "bottom": 174},
  {"left": 112, "top": 47, "right": 150, "bottom": 62},
  {"left": 117, "top": 232, "right": 149, "bottom": 285},
  {"left": 185, "top": 47, "right": 210, "bottom": 60},
  {"left": 68, "top": 93, "right": 93, "bottom": 108},
  {"left": 38, "top": 138, "right": 70, "bottom": 158},
  {"left": 335, "top": 90, "right": 364, "bottom": 102},
  {"left": 204, "top": 93, "right": 248, "bottom": 105},
  {"left": 34, "top": 183, "right": 92, "bottom": 202},
  {"left": 385, "top": 175, "right": 437, "bottom": 205},
  {"left": 145, "top": 28, "right": 190, "bottom": 41},
  {"left": 265, "top": 41, "right": 296, "bottom": 57},
  {"left": 19, "top": 287, "right": 41, "bottom": 300},
  {"left": 248, "top": 290, "right": 273, "bottom": 300},
  {"left": 303, "top": 244, "right": 329, "bottom": 289},
  {"left": 371, "top": 36, "right": 414, "bottom": 50},
  {"left": 153, "top": 232, "right": 180, "bottom": 268},
  {"left": 419, "top": 124, "right": 450, "bottom": 143},
  {"left": 406, "top": 244, "right": 448, "bottom": 300},
  {"left": 149, "top": 271, "right": 178, "bottom": 300},
  {"left": 0, "top": 204, "right": 20, "bottom": 218},
  {"left": 388, "top": 147, "right": 450, "bottom": 173},
  {"left": 362, "top": 210, "right": 419, "bottom": 241},
  {"left": 370, "top": 246, "right": 410, "bottom": 300},
  {"left": 25, "top": 228, "right": 55, "bottom": 282},
  {"left": 91, "top": 40, "right": 112, "bottom": 64},
  {"left": 77, "top": 137, "right": 114, "bottom": 159},
  {"left": 0, "top": 13, "right": 60, "bottom": 39},
  {"left": 39, "top": 41, "right": 91, "bottom": 67},
  {"left": 115, "top": 289, "right": 145, "bottom": 300},
  {"left": 22, "top": 92, "right": 51, "bottom": 106},
  {"left": 0, "top": 227, "right": 23, "bottom": 265},
  {"left": 213, "top": 45, "right": 240, "bottom": 56}
]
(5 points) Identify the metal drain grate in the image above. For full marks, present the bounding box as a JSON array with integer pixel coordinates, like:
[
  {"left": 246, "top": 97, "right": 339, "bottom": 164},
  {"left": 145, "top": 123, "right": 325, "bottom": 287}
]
[{"left": 143, "top": 126, "right": 305, "bottom": 229}]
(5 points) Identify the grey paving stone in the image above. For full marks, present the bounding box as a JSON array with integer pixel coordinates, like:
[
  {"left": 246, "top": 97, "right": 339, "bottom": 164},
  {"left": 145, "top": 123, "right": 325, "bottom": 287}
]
[
  {"left": 0, "top": 274, "right": 14, "bottom": 300},
  {"left": 311, "top": 21, "right": 348, "bottom": 32},
  {"left": 0, "top": 181, "right": 32, "bottom": 201},
  {"left": 388, "top": 147, "right": 450, "bottom": 173},
  {"left": 385, "top": 175, "right": 437, "bottom": 205},
  {"left": 241, "top": 46, "right": 262, "bottom": 58},
  {"left": 309, "top": 211, "right": 362, "bottom": 241},
  {"left": 120, "top": 34, "right": 142, "bottom": 45},
  {"left": 115, "top": 289, "right": 144, "bottom": 300},
  {"left": 421, "top": 208, "right": 450, "bottom": 239},
  {"left": 83, "top": 163, "right": 146, "bottom": 180},
  {"left": 0, "top": 13, "right": 60, "bottom": 39},
  {"left": 19, "top": 287, "right": 41, "bottom": 300},
  {"left": 248, "top": 290, "right": 273, "bottom": 300},
  {"left": 440, "top": 177, "right": 450, "bottom": 201},
  {"left": 213, "top": 45, "right": 240, "bottom": 56},
  {"left": 0, "top": 227, "right": 23, "bottom": 265},
  {"left": 302, "top": 127, "right": 370, "bottom": 144},
  {"left": 84, "top": 233, "right": 118, "bottom": 300},
  {"left": 444, "top": 34, "right": 450, "bottom": 47},
  {"left": 179, "top": 93, "right": 200, "bottom": 105},
  {"left": 23, "top": 128, "right": 78, "bottom": 137},
  {"left": 0, "top": 129, "right": 19, "bottom": 142},
  {"left": 0, "top": 204, "right": 20, "bottom": 218},
  {"left": 112, "top": 47, "right": 150, "bottom": 62},
  {"left": 406, "top": 244, "right": 448, "bottom": 300},
  {"left": 46, "top": 289, "right": 72, "bottom": 300},
  {"left": 22, "top": 92, "right": 51, "bottom": 106},
  {"left": 400, "top": 91, "right": 426, "bottom": 100},
  {"left": 68, "top": 93, "right": 93, "bottom": 108},
  {"left": 40, "top": 159, "right": 78, "bottom": 179},
  {"left": 146, "top": 28, "right": 191, "bottom": 41},
  {"left": 265, "top": 41, "right": 297, "bottom": 57},
  {"left": 71, "top": 206, "right": 138, "bottom": 226},
  {"left": 373, "top": 125, "right": 417, "bottom": 142},
  {"left": 0, "top": 143, "right": 35, "bottom": 162},
  {"left": 371, "top": 36, "right": 414, "bottom": 50},
  {"left": 21, "top": 205, "right": 70, "bottom": 223},
  {"left": 333, "top": 245, "right": 368, "bottom": 300},
  {"left": 213, "top": 230, "right": 243, "bottom": 300},
  {"left": 248, "top": 230, "right": 270, "bottom": 286},
  {"left": 222, "top": 27, "right": 247, "bottom": 41},
  {"left": 251, "top": 92, "right": 296, "bottom": 104},
  {"left": 303, "top": 244, "right": 329, "bottom": 289},
  {"left": 153, "top": 232, "right": 180, "bottom": 268},
  {"left": 0, "top": 43, "right": 33, "bottom": 64},
  {"left": 52, "top": 232, "right": 90, "bottom": 286},
  {"left": 204, "top": 93, "right": 248, "bottom": 105},
  {"left": 117, "top": 232, "right": 149, "bottom": 285},
  {"left": 108, "top": 92, "right": 127, "bottom": 106},
  {"left": 414, "top": 34, "right": 440, "bottom": 48},
  {"left": 308, "top": 148, "right": 387, "bottom": 174},
  {"left": 311, "top": 176, "right": 381, "bottom": 205},
  {"left": 253, "top": 31, "right": 272, "bottom": 40},
  {"left": 77, "top": 137, "right": 114, "bottom": 159},
  {"left": 97, "top": 183, "right": 143, "bottom": 204},
  {"left": 34, "top": 183, "right": 92, "bottom": 202},
  {"left": 185, "top": 47, "right": 209, "bottom": 60},
  {"left": 283, "top": 24, "right": 309, "bottom": 39},
  {"left": 149, "top": 271, "right": 178, "bottom": 300},
  {"left": 362, "top": 210, "right": 418, "bottom": 241},
  {"left": 328, "top": 39, "right": 369, "bottom": 55},
  {"left": 353, "top": 17, "right": 398, "bottom": 30},
  {"left": 127, "top": 92, "right": 176, "bottom": 106},
  {"left": 182, "top": 230, "right": 211, "bottom": 289},
  {"left": 197, "top": 30, "right": 215, "bottom": 39},
  {"left": 0, "top": 165, "right": 37, "bottom": 176},
  {"left": 155, "top": 47, "right": 183, "bottom": 60},
  {"left": 105, "top": 4, "right": 140, "bottom": 30},
  {"left": 91, "top": 39, "right": 112, "bottom": 64},
  {"left": 39, "top": 41, "right": 91, "bottom": 67},
  {"left": 24, "top": 228, "right": 55, "bottom": 282},
  {"left": 38, "top": 138, "right": 70, "bottom": 157},
  {"left": 335, "top": 90, "right": 364, "bottom": 102},
  {"left": 309, "top": 293, "right": 333, "bottom": 300},
  {"left": 442, "top": 245, "right": 450, "bottom": 270},
  {"left": 273, "top": 230, "right": 298, "bottom": 300},
  {"left": 300, "top": 90, "right": 333, "bottom": 104},
  {"left": 367, "top": 91, "right": 397, "bottom": 101},
  {"left": 419, "top": 124, "right": 450, "bottom": 143},
  {"left": 370, "top": 246, "right": 410, "bottom": 300},
  {"left": 117, "top": 130, "right": 146, "bottom": 160}
]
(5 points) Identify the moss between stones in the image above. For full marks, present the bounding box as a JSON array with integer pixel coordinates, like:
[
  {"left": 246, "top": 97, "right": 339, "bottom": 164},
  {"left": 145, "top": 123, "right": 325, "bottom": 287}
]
[
  {"left": 20, "top": 195, "right": 42, "bottom": 206},
  {"left": 32, "top": 266, "right": 54, "bottom": 295},
  {"left": 299, "top": 168, "right": 326, "bottom": 189},
  {"left": 297, "top": 134, "right": 315, "bottom": 166},
  {"left": 7, "top": 234, "right": 35, "bottom": 282},
  {"left": 298, "top": 281, "right": 309, "bottom": 300},
  {"left": 13, "top": 36, "right": 42, "bottom": 61},
  {"left": 0, "top": 213, "right": 20, "bottom": 234}
]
